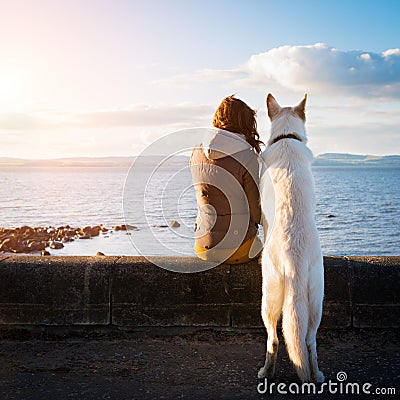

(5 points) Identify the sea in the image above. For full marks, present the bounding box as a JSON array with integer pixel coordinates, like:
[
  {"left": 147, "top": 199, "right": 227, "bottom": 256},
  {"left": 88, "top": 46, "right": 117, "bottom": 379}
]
[{"left": 0, "top": 165, "right": 399, "bottom": 257}]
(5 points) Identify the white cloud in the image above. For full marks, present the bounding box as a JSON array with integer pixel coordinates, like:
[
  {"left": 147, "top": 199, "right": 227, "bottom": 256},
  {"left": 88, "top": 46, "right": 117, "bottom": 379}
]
[
  {"left": 75, "top": 103, "right": 213, "bottom": 128},
  {"left": 160, "top": 44, "right": 400, "bottom": 99},
  {"left": 241, "top": 43, "right": 400, "bottom": 97},
  {"left": 0, "top": 103, "right": 214, "bottom": 131},
  {"left": 382, "top": 49, "right": 400, "bottom": 57},
  {"left": 0, "top": 113, "right": 43, "bottom": 130},
  {"left": 360, "top": 53, "right": 371, "bottom": 61}
]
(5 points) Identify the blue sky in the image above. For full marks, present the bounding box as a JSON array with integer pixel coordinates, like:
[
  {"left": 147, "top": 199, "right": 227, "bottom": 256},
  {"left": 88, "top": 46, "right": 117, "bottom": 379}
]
[{"left": 0, "top": 0, "right": 399, "bottom": 158}]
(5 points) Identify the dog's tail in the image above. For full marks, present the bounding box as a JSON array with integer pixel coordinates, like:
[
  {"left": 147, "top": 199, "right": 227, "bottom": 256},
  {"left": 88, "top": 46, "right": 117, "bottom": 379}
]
[{"left": 282, "top": 275, "right": 310, "bottom": 382}]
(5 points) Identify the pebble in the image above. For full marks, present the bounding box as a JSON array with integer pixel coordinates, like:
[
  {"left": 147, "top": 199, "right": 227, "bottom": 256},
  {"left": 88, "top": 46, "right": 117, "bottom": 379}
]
[
  {"left": 27, "top": 241, "right": 46, "bottom": 252},
  {"left": 113, "top": 224, "right": 138, "bottom": 231},
  {"left": 49, "top": 241, "right": 64, "bottom": 249},
  {"left": 169, "top": 220, "right": 180, "bottom": 228}
]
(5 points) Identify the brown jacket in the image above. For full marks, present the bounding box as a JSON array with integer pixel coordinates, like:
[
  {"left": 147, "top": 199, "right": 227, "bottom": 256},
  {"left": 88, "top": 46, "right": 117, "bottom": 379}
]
[{"left": 190, "top": 129, "right": 261, "bottom": 250}]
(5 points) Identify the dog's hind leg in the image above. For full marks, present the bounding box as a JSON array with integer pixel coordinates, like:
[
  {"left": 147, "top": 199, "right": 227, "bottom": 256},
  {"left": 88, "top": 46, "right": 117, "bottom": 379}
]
[
  {"left": 258, "top": 257, "right": 284, "bottom": 379},
  {"left": 306, "top": 261, "right": 325, "bottom": 383}
]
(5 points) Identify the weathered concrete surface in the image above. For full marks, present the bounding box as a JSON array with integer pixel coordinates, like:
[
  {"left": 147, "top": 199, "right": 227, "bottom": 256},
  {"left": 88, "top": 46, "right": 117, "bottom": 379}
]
[
  {"left": 112, "top": 257, "right": 231, "bottom": 327},
  {"left": 317, "top": 256, "right": 351, "bottom": 329},
  {"left": 0, "top": 256, "right": 399, "bottom": 330},
  {"left": 0, "top": 256, "right": 118, "bottom": 325},
  {"left": 348, "top": 256, "right": 400, "bottom": 328},
  {"left": 0, "top": 329, "right": 398, "bottom": 400}
]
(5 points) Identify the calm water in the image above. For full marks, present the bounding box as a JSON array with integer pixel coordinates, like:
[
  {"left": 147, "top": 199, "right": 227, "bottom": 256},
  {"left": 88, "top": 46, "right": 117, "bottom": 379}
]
[{"left": 0, "top": 166, "right": 399, "bottom": 256}]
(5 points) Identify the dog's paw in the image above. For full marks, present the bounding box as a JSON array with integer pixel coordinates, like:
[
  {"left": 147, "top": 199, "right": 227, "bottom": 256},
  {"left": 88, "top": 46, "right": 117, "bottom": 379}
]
[
  {"left": 258, "top": 365, "right": 276, "bottom": 379},
  {"left": 313, "top": 370, "right": 325, "bottom": 383},
  {"left": 258, "top": 367, "right": 267, "bottom": 379}
]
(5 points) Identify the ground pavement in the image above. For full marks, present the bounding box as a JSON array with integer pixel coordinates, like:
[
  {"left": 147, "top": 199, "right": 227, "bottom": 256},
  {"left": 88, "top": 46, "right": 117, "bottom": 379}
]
[{"left": 0, "top": 329, "right": 399, "bottom": 400}]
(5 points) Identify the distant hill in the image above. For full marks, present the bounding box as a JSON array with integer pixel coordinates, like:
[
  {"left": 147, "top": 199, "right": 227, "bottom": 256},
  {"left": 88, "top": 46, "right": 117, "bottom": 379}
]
[
  {"left": 0, "top": 155, "right": 189, "bottom": 168},
  {"left": 313, "top": 153, "right": 400, "bottom": 167},
  {"left": 0, "top": 156, "right": 134, "bottom": 168},
  {"left": 0, "top": 153, "right": 399, "bottom": 168}
]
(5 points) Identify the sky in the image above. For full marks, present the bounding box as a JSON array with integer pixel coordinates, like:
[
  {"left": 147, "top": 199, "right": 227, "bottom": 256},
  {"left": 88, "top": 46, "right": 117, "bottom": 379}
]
[{"left": 0, "top": 0, "right": 399, "bottom": 158}]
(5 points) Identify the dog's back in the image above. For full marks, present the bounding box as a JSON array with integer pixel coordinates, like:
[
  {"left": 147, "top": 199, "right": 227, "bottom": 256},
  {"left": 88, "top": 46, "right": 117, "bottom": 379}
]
[
  {"left": 258, "top": 94, "right": 324, "bottom": 383},
  {"left": 261, "top": 138, "right": 321, "bottom": 267}
]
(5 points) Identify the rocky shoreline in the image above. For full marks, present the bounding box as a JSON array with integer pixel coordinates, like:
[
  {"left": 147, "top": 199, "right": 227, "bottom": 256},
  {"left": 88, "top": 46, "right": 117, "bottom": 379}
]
[{"left": 0, "top": 224, "right": 134, "bottom": 255}]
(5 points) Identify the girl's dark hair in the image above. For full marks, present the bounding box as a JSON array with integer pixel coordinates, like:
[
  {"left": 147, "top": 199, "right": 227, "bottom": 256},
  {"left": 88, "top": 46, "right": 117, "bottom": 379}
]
[{"left": 212, "top": 95, "right": 264, "bottom": 153}]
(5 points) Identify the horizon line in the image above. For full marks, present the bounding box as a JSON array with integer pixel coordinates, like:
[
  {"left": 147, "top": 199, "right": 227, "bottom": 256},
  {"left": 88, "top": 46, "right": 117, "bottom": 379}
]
[{"left": 1, "top": 152, "right": 400, "bottom": 161}]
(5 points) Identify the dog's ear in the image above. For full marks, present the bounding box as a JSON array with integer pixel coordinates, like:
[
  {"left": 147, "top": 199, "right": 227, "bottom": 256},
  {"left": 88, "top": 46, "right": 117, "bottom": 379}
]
[
  {"left": 294, "top": 94, "right": 307, "bottom": 121},
  {"left": 266, "top": 93, "right": 281, "bottom": 120}
]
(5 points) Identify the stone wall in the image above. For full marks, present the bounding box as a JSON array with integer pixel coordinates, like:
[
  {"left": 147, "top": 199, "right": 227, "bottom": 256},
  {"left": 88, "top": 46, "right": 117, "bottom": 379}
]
[{"left": 0, "top": 255, "right": 399, "bottom": 331}]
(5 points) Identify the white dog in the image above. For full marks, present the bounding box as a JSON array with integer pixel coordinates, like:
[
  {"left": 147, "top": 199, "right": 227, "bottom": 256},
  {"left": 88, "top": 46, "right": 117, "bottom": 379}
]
[{"left": 258, "top": 94, "right": 325, "bottom": 383}]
